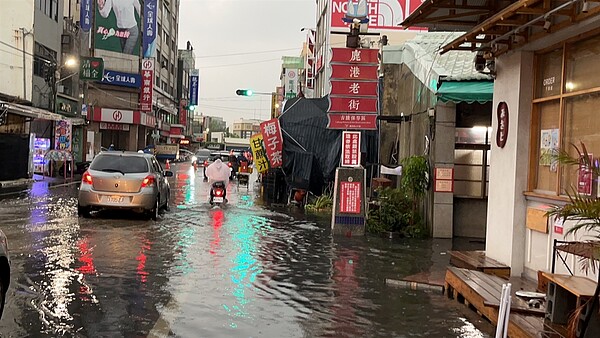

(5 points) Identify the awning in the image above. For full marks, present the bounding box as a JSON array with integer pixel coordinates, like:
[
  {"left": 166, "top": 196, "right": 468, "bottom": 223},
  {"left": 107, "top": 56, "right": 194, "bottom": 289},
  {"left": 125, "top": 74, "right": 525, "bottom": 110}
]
[
  {"left": 436, "top": 81, "right": 494, "bottom": 104},
  {"left": 1, "top": 100, "right": 64, "bottom": 121}
]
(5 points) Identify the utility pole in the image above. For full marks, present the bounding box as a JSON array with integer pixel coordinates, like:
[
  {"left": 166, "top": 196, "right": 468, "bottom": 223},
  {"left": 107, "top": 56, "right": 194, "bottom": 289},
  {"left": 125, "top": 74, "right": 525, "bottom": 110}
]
[{"left": 20, "top": 28, "right": 32, "bottom": 100}]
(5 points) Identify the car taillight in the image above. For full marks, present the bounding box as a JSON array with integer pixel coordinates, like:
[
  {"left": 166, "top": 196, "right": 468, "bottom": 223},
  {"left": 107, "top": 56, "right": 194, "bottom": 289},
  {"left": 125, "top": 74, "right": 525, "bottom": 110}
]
[
  {"left": 227, "top": 162, "right": 232, "bottom": 167},
  {"left": 141, "top": 175, "right": 155, "bottom": 188},
  {"left": 82, "top": 171, "right": 93, "bottom": 185},
  {"left": 215, "top": 189, "right": 223, "bottom": 196},
  {"left": 204, "top": 160, "right": 208, "bottom": 167}
]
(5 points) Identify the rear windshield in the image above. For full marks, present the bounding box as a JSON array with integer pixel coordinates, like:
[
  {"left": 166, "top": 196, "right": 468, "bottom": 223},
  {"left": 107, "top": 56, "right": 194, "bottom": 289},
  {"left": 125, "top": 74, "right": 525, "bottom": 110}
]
[
  {"left": 90, "top": 155, "right": 149, "bottom": 173},
  {"left": 196, "top": 149, "right": 211, "bottom": 156}
]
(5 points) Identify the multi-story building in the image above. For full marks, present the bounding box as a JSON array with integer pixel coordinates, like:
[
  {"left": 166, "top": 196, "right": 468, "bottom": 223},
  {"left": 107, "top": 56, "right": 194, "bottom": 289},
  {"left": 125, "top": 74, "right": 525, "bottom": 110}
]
[
  {"left": 0, "top": 0, "right": 85, "bottom": 180},
  {"left": 232, "top": 119, "right": 260, "bottom": 139},
  {"left": 176, "top": 41, "right": 197, "bottom": 142},
  {"left": 79, "top": 0, "right": 181, "bottom": 154}
]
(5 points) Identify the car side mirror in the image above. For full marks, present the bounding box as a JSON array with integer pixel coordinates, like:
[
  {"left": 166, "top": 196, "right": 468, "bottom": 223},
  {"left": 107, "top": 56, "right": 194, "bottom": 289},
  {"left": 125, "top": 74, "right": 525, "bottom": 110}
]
[{"left": 163, "top": 171, "right": 174, "bottom": 177}]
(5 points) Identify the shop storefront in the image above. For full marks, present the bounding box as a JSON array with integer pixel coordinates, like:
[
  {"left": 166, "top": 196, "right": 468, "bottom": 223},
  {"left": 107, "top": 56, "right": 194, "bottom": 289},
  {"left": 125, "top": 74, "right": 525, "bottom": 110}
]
[
  {"left": 401, "top": 0, "right": 600, "bottom": 280},
  {"left": 89, "top": 107, "right": 156, "bottom": 151}
]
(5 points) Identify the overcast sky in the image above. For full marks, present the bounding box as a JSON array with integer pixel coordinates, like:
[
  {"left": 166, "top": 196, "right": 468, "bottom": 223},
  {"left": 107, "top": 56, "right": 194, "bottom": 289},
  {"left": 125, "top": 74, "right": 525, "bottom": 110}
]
[{"left": 177, "top": 0, "right": 316, "bottom": 129}]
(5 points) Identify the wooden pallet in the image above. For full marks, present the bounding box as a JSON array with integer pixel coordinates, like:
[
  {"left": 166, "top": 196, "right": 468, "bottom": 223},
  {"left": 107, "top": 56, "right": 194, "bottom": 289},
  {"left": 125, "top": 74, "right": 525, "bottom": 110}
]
[
  {"left": 450, "top": 250, "right": 511, "bottom": 278},
  {"left": 445, "top": 267, "right": 560, "bottom": 338}
]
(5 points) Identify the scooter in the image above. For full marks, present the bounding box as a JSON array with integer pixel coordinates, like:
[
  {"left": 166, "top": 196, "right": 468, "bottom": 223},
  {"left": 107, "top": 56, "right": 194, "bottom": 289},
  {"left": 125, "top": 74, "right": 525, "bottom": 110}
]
[{"left": 210, "top": 181, "right": 227, "bottom": 206}]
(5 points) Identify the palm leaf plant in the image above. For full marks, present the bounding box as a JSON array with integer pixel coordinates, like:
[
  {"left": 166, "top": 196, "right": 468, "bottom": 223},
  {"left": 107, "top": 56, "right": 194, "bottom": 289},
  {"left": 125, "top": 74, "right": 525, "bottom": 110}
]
[{"left": 546, "top": 142, "right": 600, "bottom": 337}]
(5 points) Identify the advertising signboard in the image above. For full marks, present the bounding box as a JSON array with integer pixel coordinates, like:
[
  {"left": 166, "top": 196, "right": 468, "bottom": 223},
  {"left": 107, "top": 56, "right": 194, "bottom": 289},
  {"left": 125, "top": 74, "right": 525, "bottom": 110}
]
[
  {"left": 284, "top": 68, "right": 299, "bottom": 99},
  {"left": 140, "top": 58, "right": 154, "bottom": 112},
  {"left": 250, "top": 133, "right": 270, "bottom": 173},
  {"left": 55, "top": 120, "right": 72, "bottom": 151},
  {"left": 339, "top": 181, "right": 362, "bottom": 214},
  {"left": 330, "top": 0, "right": 424, "bottom": 31},
  {"left": 95, "top": 0, "right": 142, "bottom": 55},
  {"left": 260, "top": 119, "right": 284, "bottom": 168},
  {"left": 101, "top": 70, "right": 141, "bottom": 88},
  {"left": 142, "top": 0, "right": 157, "bottom": 58},
  {"left": 342, "top": 131, "right": 361, "bottom": 167}
]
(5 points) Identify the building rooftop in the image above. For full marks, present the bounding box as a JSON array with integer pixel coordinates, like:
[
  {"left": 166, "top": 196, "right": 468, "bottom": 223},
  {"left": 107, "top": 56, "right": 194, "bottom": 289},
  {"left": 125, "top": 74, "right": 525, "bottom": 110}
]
[{"left": 383, "top": 32, "right": 493, "bottom": 92}]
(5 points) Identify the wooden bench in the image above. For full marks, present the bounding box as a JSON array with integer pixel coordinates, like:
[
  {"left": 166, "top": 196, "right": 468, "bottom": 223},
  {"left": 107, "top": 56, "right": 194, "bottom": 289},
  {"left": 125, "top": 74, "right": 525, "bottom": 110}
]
[{"left": 449, "top": 250, "right": 511, "bottom": 278}]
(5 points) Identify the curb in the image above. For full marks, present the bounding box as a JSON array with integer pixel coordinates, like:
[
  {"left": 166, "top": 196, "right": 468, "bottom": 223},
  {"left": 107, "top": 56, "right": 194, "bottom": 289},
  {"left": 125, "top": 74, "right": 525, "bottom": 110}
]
[{"left": 0, "top": 178, "right": 34, "bottom": 189}]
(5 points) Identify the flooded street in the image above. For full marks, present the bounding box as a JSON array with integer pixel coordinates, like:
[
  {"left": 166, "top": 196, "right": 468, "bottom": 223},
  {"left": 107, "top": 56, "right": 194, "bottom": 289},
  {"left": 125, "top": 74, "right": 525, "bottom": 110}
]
[{"left": 0, "top": 163, "right": 493, "bottom": 337}]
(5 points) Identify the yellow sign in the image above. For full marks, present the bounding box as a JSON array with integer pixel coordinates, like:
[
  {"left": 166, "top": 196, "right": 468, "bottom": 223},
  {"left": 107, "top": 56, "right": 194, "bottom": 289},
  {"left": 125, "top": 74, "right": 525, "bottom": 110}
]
[{"left": 250, "top": 133, "right": 270, "bottom": 173}]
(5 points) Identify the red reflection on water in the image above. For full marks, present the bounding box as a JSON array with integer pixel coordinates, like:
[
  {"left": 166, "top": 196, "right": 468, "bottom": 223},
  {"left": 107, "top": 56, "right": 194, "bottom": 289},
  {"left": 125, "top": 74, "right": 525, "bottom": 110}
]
[
  {"left": 77, "top": 238, "right": 96, "bottom": 275},
  {"left": 209, "top": 210, "right": 224, "bottom": 255},
  {"left": 329, "top": 249, "right": 361, "bottom": 337},
  {"left": 174, "top": 172, "right": 190, "bottom": 205},
  {"left": 136, "top": 238, "right": 151, "bottom": 283}
]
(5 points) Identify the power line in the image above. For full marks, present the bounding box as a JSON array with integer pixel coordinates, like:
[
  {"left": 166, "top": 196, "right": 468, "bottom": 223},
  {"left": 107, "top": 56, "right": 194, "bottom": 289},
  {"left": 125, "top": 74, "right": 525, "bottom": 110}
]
[{"left": 198, "top": 58, "right": 281, "bottom": 69}]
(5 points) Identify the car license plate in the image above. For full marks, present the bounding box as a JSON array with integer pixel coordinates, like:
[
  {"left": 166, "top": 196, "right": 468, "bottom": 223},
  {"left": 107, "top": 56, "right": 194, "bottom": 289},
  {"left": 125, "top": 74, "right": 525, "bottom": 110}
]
[
  {"left": 106, "top": 196, "right": 124, "bottom": 203},
  {"left": 213, "top": 197, "right": 224, "bottom": 203}
]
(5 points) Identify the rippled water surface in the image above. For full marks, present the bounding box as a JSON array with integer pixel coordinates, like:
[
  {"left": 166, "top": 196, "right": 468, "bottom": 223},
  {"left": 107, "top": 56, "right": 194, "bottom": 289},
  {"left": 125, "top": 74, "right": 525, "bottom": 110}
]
[{"left": 0, "top": 164, "right": 493, "bottom": 337}]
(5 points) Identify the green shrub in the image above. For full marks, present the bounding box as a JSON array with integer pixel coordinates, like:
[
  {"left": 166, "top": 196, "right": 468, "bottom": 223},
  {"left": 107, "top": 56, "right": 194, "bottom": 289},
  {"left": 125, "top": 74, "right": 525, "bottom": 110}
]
[{"left": 367, "top": 187, "right": 416, "bottom": 235}]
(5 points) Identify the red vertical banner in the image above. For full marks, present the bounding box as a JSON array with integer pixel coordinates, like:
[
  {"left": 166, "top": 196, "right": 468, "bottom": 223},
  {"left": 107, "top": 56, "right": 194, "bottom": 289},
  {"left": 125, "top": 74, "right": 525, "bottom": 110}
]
[
  {"left": 339, "top": 181, "right": 361, "bottom": 214},
  {"left": 140, "top": 58, "right": 154, "bottom": 112},
  {"left": 260, "top": 118, "right": 284, "bottom": 168},
  {"left": 179, "top": 100, "right": 187, "bottom": 127}
]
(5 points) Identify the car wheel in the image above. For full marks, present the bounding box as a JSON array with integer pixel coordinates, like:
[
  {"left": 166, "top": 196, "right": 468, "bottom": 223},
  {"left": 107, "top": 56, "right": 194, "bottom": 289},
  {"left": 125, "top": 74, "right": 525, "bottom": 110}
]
[
  {"left": 163, "top": 191, "right": 170, "bottom": 211},
  {"left": 78, "top": 204, "right": 91, "bottom": 218},
  {"left": 149, "top": 197, "right": 159, "bottom": 221}
]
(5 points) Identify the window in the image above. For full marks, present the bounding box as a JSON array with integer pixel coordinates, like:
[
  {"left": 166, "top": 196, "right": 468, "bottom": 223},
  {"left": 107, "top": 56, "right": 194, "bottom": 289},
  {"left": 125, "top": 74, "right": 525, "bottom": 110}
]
[
  {"left": 36, "top": 0, "right": 58, "bottom": 21},
  {"left": 90, "top": 155, "right": 149, "bottom": 173},
  {"left": 33, "top": 42, "right": 56, "bottom": 77},
  {"left": 531, "top": 33, "right": 600, "bottom": 196}
]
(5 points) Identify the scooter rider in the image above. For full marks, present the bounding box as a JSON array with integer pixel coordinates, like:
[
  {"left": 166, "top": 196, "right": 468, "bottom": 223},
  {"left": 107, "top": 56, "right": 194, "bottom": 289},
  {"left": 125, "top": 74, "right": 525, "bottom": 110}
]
[{"left": 205, "top": 158, "right": 231, "bottom": 201}]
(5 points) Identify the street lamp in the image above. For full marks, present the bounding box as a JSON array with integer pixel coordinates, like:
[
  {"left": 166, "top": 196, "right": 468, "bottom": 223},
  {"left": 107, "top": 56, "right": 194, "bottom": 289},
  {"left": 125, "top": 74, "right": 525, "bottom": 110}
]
[{"left": 52, "top": 56, "right": 79, "bottom": 114}]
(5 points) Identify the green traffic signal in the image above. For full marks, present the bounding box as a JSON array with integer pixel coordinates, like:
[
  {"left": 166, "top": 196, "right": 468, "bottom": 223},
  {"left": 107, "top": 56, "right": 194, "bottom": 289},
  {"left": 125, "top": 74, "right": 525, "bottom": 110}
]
[{"left": 236, "top": 89, "right": 253, "bottom": 96}]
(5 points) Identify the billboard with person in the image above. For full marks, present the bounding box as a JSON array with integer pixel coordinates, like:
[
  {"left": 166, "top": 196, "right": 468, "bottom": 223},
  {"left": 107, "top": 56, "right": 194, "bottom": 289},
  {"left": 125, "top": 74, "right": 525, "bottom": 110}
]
[{"left": 95, "top": 0, "right": 142, "bottom": 55}]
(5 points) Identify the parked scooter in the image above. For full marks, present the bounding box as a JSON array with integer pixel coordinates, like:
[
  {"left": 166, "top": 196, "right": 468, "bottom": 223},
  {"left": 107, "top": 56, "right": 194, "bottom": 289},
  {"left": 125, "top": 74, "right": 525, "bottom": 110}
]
[{"left": 209, "top": 181, "right": 227, "bottom": 206}]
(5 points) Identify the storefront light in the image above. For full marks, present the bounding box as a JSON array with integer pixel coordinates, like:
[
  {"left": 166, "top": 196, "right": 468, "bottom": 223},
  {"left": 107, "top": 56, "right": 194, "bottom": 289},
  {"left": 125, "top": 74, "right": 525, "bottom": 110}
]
[{"left": 565, "top": 82, "right": 576, "bottom": 91}]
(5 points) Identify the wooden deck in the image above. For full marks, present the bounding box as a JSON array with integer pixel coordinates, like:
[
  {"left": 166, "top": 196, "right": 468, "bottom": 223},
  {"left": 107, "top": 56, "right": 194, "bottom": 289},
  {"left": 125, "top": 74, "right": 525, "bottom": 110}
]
[
  {"left": 445, "top": 267, "right": 566, "bottom": 338},
  {"left": 450, "top": 250, "right": 511, "bottom": 278}
]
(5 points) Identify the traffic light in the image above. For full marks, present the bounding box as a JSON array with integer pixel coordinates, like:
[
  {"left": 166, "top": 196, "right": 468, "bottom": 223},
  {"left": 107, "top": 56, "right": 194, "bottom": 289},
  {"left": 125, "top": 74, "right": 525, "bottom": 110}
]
[{"left": 236, "top": 89, "right": 253, "bottom": 96}]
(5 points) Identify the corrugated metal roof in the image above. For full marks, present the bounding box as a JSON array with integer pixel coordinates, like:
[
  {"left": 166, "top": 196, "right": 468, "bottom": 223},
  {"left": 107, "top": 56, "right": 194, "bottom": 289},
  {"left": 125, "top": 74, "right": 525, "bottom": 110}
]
[{"left": 383, "top": 32, "right": 492, "bottom": 91}]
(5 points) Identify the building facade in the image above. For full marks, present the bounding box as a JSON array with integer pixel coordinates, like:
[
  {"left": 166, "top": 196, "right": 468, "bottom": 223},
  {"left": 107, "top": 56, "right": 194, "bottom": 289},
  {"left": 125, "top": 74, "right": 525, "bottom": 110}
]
[
  {"left": 176, "top": 41, "right": 197, "bottom": 143},
  {"left": 232, "top": 119, "right": 260, "bottom": 139}
]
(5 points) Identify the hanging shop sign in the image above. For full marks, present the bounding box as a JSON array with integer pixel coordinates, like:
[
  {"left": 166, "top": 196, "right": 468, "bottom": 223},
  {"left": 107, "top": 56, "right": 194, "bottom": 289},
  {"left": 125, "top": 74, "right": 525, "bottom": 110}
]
[
  {"left": 329, "top": 96, "right": 378, "bottom": 113},
  {"left": 189, "top": 69, "right": 199, "bottom": 106},
  {"left": 55, "top": 120, "right": 72, "bottom": 151},
  {"left": 56, "top": 96, "right": 78, "bottom": 116},
  {"left": 496, "top": 101, "right": 509, "bottom": 148},
  {"left": 330, "top": 64, "right": 379, "bottom": 80}
]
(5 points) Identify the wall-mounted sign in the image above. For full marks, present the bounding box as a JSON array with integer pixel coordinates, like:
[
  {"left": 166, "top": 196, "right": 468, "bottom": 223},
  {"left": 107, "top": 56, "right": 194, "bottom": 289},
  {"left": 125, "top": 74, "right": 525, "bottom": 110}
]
[
  {"left": 339, "top": 181, "right": 362, "bottom": 214},
  {"left": 100, "top": 70, "right": 141, "bottom": 88},
  {"left": 330, "top": 80, "right": 378, "bottom": 97},
  {"left": 100, "top": 122, "right": 130, "bottom": 131},
  {"left": 56, "top": 96, "right": 78, "bottom": 116},
  {"left": 496, "top": 101, "right": 509, "bottom": 148},
  {"left": 330, "top": 64, "right": 379, "bottom": 80},
  {"left": 100, "top": 108, "right": 134, "bottom": 124},
  {"left": 434, "top": 167, "right": 454, "bottom": 193},
  {"left": 330, "top": 48, "right": 379, "bottom": 64},
  {"left": 330, "top": 0, "right": 424, "bottom": 31}
]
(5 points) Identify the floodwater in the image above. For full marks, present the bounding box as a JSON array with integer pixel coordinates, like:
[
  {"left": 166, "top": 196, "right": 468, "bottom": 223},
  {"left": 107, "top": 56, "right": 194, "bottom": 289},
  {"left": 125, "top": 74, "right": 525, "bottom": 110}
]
[{"left": 0, "top": 164, "right": 493, "bottom": 337}]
